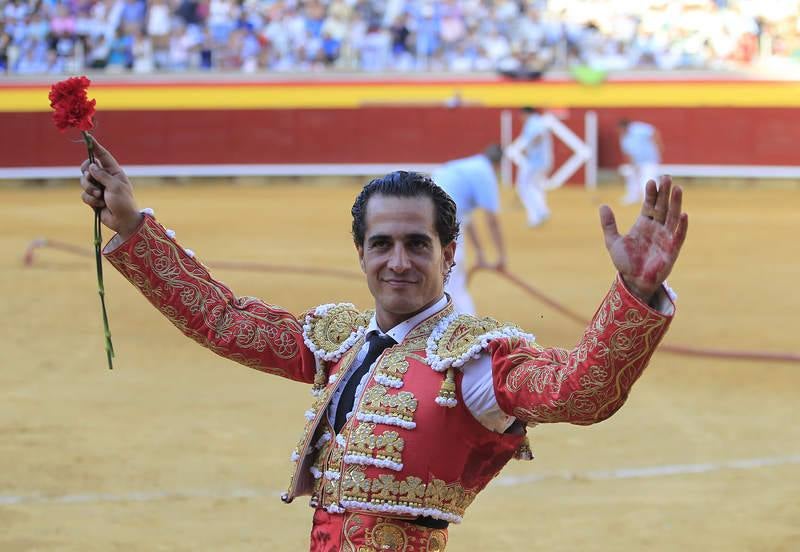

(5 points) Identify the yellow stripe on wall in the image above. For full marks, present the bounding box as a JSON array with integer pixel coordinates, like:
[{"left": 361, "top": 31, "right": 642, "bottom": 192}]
[{"left": 3, "top": 81, "right": 800, "bottom": 111}]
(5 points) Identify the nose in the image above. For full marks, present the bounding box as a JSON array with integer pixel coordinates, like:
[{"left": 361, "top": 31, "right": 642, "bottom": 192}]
[{"left": 387, "top": 242, "right": 411, "bottom": 273}]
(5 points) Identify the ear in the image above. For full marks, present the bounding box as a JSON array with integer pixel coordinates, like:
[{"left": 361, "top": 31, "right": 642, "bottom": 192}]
[
  {"left": 356, "top": 245, "right": 366, "bottom": 273},
  {"left": 442, "top": 240, "right": 456, "bottom": 275}
]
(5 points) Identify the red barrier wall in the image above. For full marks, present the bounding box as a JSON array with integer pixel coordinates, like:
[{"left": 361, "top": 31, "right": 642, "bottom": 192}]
[{"left": 3, "top": 107, "right": 800, "bottom": 169}]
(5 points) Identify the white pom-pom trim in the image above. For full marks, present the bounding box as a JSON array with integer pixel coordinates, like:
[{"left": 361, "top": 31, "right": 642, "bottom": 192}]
[
  {"left": 326, "top": 503, "right": 345, "bottom": 514},
  {"left": 184, "top": 248, "right": 195, "bottom": 258},
  {"left": 290, "top": 451, "right": 300, "bottom": 462},
  {"left": 374, "top": 374, "right": 403, "bottom": 388},
  {"left": 336, "top": 434, "right": 347, "bottom": 447},
  {"left": 343, "top": 453, "right": 403, "bottom": 472},
  {"left": 315, "top": 431, "right": 332, "bottom": 449},
  {"left": 304, "top": 409, "right": 316, "bottom": 421},
  {"left": 165, "top": 229, "right": 176, "bottom": 239},
  {"left": 140, "top": 207, "right": 155, "bottom": 216},
  {"left": 310, "top": 466, "right": 322, "bottom": 479},
  {"left": 338, "top": 500, "right": 462, "bottom": 524},
  {"left": 324, "top": 470, "right": 341, "bottom": 481},
  {"left": 356, "top": 412, "right": 416, "bottom": 430},
  {"left": 435, "top": 397, "right": 458, "bottom": 408}
]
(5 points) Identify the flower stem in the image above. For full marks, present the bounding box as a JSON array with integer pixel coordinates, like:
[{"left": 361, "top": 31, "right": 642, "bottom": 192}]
[{"left": 83, "top": 131, "right": 114, "bottom": 370}]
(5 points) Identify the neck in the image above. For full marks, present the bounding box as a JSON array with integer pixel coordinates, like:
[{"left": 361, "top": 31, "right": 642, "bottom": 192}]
[{"left": 375, "top": 295, "right": 443, "bottom": 333}]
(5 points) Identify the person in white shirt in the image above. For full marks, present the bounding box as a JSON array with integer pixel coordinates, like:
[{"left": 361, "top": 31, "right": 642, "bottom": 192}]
[
  {"left": 506, "top": 106, "right": 554, "bottom": 227},
  {"left": 433, "top": 145, "right": 506, "bottom": 315},
  {"left": 618, "top": 118, "right": 663, "bottom": 205}
]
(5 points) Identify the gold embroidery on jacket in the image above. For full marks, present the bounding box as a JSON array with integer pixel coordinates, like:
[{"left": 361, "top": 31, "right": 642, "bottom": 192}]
[
  {"left": 434, "top": 315, "right": 505, "bottom": 359},
  {"left": 375, "top": 351, "right": 410, "bottom": 383},
  {"left": 341, "top": 513, "right": 449, "bottom": 552},
  {"left": 339, "top": 466, "right": 477, "bottom": 519},
  {"left": 288, "top": 340, "right": 363, "bottom": 501},
  {"left": 349, "top": 422, "right": 405, "bottom": 465},
  {"left": 111, "top": 221, "right": 304, "bottom": 373},
  {"left": 361, "top": 386, "right": 418, "bottom": 423},
  {"left": 504, "top": 286, "right": 668, "bottom": 424},
  {"left": 306, "top": 304, "right": 373, "bottom": 354}
]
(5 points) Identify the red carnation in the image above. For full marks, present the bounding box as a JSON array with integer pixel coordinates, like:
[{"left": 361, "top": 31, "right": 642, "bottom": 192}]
[
  {"left": 49, "top": 76, "right": 96, "bottom": 132},
  {"left": 49, "top": 75, "right": 113, "bottom": 369}
]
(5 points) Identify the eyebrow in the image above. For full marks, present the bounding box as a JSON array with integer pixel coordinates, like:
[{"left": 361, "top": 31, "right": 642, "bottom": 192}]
[{"left": 367, "top": 233, "right": 433, "bottom": 244}]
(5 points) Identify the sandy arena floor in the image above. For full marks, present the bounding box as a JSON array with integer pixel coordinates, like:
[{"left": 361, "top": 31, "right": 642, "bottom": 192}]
[{"left": 1, "top": 180, "right": 798, "bottom": 551}]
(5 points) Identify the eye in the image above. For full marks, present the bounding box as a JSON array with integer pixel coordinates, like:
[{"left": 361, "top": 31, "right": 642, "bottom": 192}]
[
  {"left": 370, "top": 239, "right": 389, "bottom": 250},
  {"left": 409, "top": 239, "right": 429, "bottom": 250}
]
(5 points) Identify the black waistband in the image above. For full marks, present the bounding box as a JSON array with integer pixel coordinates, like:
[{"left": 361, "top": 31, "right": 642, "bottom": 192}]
[{"left": 412, "top": 515, "right": 449, "bottom": 530}]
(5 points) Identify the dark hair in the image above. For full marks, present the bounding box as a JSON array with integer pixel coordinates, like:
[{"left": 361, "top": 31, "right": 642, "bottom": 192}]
[
  {"left": 351, "top": 171, "right": 459, "bottom": 247},
  {"left": 484, "top": 143, "right": 503, "bottom": 164},
  {"left": 521, "top": 106, "right": 540, "bottom": 114}
]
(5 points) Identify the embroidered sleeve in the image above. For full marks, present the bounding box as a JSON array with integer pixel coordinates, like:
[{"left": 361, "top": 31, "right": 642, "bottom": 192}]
[
  {"left": 490, "top": 275, "right": 674, "bottom": 426},
  {"left": 103, "top": 214, "right": 317, "bottom": 383}
]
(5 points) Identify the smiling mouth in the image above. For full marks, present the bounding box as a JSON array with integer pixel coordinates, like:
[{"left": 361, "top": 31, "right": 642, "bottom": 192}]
[{"left": 384, "top": 280, "right": 417, "bottom": 285}]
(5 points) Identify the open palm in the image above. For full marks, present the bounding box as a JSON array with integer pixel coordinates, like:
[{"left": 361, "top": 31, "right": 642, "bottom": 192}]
[{"left": 600, "top": 176, "right": 688, "bottom": 302}]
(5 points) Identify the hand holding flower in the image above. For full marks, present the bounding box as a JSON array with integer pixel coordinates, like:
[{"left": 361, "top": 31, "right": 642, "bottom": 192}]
[{"left": 80, "top": 137, "right": 143, "bottom": 240}]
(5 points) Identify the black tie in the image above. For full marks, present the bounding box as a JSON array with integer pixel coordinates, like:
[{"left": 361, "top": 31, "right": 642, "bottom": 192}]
[{"left": 334, "top": 333, "right": 396, "bottom": 433}]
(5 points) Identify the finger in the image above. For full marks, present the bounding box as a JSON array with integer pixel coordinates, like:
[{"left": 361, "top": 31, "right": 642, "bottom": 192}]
[
  {"left": 640, "top": 180, "right": 657, "bottom": 218},
  {"left": 665, "top": 185, "right": 683, "bottom": 232},
  {"left": 599, "top": 205, "right": 620, "bottom": 250},
  {"left": 673, "top": 213, "right": 689, "bottom": 253},
  {"left": 81, "top": 158, "right": 91, "bottom": 173},
  {"left": 87, "top": 135, "right": 122, "bottom": 174},
  {"left": 80, "top": 173, "right": 103, "bottom": 196},
  {"left": 653, "top": 175, "right": 671, "bottom": 224},
  {"left": 88, "top": 162, "right": 118, "bottom": 189},
  {"left": 81, "top": 190, "right": 106, "bottom": 209}
]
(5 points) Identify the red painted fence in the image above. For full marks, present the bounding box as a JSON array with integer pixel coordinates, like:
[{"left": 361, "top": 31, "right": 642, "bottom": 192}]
[{"left": 3, "top": 107, "right": 800, "bottom": 169}]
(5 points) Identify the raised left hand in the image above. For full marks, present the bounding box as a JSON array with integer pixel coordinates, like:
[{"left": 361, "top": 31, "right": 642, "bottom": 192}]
[{"left": 599, "top": 175, "right": 688, "bottom": 303}]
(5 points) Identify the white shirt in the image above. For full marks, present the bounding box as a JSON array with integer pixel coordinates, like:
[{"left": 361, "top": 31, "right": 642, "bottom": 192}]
[{"left": 328, "top": 295, "right": 516, "bottom": 434}]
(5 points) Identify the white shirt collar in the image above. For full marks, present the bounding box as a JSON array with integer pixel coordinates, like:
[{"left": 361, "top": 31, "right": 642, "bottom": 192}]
[{"left": 366, "top": 294, "right": 448, "bottom": 344}]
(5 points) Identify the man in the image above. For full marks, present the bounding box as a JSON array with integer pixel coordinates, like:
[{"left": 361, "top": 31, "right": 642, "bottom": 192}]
[
  {"left": 618, "top": 118, "right": 663, "bottom": 205},
  {"left": 80, "top": 137, "right": 687, "bottom": 551},
  {"left": 433, "top": 144, "right": 506, "bottom": 316},
  {"left": 505, "top": 106, "right": 553, "bottom": 227}
]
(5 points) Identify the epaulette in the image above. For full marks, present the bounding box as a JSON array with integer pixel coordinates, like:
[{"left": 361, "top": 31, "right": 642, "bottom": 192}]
[
  {"left": 425, "top": 313, "right": 535, "bottom": 408},
  {"left": 302, "top": 303, "right": 372, "bottom": 363},
  {"left": 427, "top": 313, "right": 534, "bottom": 371}
]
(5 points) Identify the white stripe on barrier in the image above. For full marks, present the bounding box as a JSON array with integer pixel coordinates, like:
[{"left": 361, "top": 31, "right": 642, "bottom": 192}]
[
  {"left": 1, "top": 454, "right": 797, "bottom": 507},
  {"left": 4, "top": 163, "right": 800, "bottom": 181}
]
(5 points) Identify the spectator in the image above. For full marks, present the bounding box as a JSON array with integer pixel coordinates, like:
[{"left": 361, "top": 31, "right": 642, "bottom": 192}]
[
  {"left": 86, "top": 33, "right": 110, "bottom": 68},
  {"left": 4, "top": 0, "right": 800, "bottom": 75},
  {"left": 106, "top": 28, "right": 133, "bottom": 71},
  {"left": 131, "top": 27, "right": 154, "bottom": 73},
  {"left": 146, "top": 0, "right": 171, "bottom": 51}
]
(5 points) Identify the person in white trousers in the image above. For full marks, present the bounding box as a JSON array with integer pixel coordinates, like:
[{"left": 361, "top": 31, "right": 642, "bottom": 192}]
[
  {"left": 506, "top": 107, "right": 554, "bottom": 227},
  {"left": 433, "top": 145, "right": 507, "bottom": 315},
  {"left": 618, "top": 119, "right": 663, "bottom": 205}
]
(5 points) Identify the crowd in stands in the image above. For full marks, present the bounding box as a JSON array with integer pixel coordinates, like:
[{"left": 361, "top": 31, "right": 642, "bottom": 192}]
[{"left": 1, "top": 0, "right": 798, "bottom": 76}]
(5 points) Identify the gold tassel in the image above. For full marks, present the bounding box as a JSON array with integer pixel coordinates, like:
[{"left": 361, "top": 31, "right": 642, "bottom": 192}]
[
  {"left": 514, "top": 435, "right": 534, "bottom": 461},
  {"left": 312, "top": 364, "right": 327, "bottom": 395},
  {"left": 436, "top": 367, "right": 457, "bottom": 407}
]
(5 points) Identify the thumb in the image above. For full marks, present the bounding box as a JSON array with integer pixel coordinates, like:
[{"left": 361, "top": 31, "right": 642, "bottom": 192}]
[{"left": 599, "top": 205, "right": 620, "bottom": 249}]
